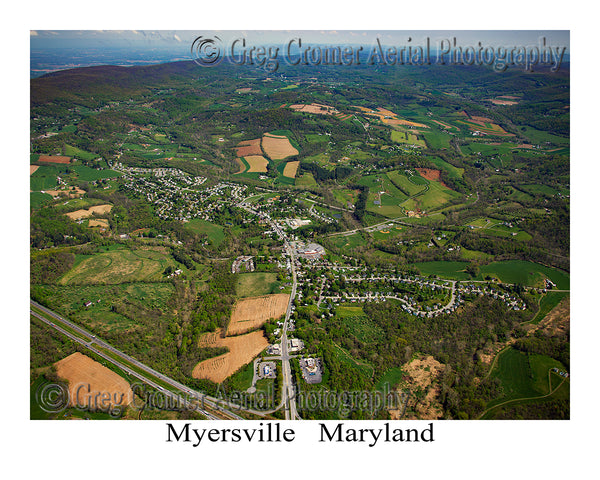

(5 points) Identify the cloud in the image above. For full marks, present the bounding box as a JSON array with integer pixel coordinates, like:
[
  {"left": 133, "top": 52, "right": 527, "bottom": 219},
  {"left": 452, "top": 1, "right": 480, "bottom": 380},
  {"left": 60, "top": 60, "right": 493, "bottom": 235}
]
[
  {"left": 173, "top": 33, "right": 182, "bottom": 42},
  {"left": 30, "top": 30, "right": 38, "bottom": 36}
]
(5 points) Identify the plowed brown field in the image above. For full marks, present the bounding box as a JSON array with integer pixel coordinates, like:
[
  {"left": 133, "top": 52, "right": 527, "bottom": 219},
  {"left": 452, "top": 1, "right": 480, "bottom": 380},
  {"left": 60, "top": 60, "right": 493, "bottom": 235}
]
[
  {"left": 54, "top": 352, "right": 133, "bottom": 409},
  {"left": 228, "top": 293, "right": 289, "bottom": 335},
  {"left": 192, "top": 329, "right": 268, "bottom": 383}
]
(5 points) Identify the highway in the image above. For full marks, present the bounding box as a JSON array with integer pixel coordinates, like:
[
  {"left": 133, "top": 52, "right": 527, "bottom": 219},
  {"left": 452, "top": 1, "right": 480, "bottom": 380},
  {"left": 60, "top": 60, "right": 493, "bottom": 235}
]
[{"left": 30, "top": 300, "right": 259, "bottom": 420}]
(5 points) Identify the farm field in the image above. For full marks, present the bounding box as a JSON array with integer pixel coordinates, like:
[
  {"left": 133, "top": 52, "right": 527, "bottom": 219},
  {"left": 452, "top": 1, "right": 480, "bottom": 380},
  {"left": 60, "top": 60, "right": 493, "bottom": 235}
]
[
  {"left": 54, "top": 352, "right": 133, "bottom": 409},
  {"left": 261, "top": 133, "right": 299, "bottom": 160},
  {"left": 38, "top": 155, "right": 71, "bottom": 164},
  {"left": 64, "top": 204, "right": 113, "bottom": 220},
  {"left": 193, "top": 328, "right": 269, "bottom": 383},
  {"left": 58, "top": 247, "right": 176, "bottom": 285},
  {"left": 483, "top": 348, "right": 569, "bottom": 418},
  {"left": 282, "top": 160, "right": 300, "bottom": 178},
  {"left": 227, "top": 293, "right": 290, "bottom": 335},
  {"left": 244, "top": 155, "right": 269, "bottom": 173}
]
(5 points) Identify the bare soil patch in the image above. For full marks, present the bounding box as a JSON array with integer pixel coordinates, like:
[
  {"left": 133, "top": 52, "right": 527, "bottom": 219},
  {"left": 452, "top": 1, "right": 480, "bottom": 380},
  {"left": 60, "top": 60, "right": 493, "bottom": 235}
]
[
  {"left": 235, "top": 138, "right": 262, "bottom": 157},
  {"left": 283, "top": 160, "right": 300, "bottom": 178},
  {"left": 192, "top": 328, "right": 269, "bottom": 383},
  {"left": 289, "top": 103, "right": 338, "bottom": 115},
  {"left": 88, "top": 219, "right": 109, "bottom": 228},
  {"left": 389, "top": 355, "right": 445, "bottom": 420},
  {"left": 54, "top": 352, "right": 133, "bottom": 409},
  {"left": 30, "top": 165, "right": 40, "bottom": 175},
  {"left": 45, "top": 187, "right": 86, "bottom": 198},
  {"left": 228, "top": 293, "right": 289, "bottom": 335},
  {"left": 261, "top": 135, "right": 298, "bottom": 160},
  {"left": 38, "top": 155, "right": 71, "bottom": 164}
]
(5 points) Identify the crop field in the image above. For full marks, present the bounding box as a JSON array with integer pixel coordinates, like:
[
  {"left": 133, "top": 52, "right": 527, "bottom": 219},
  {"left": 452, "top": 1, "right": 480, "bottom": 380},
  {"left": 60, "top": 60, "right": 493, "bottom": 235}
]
[
  {"left": 64, "top": 204, "right": 113, "bottom": 220},
  {"left": 387, "top": 170, "right": 427, "bottom": 197},
  {"left": 289, "top": 103, "right": 338, "bottom": 115},
  {"left": 416, "top": 180, "right": 462, "bottom": 211},
  {"left": 236, "top": 273, "right": 283, "bottom": 297},
  {"left": 58, "top": 247, "right": 176, "bottom": 285},
  {"left": 261, "top": 133, "right": 299, "bottom": 160},
  {"left": 227, "top": 293, "right": 290, "bottom": 335},
  {"left": 54, "top": 352, "right": 133, "bottom": 408},
  {"left": 38, "top": 155, "right": 72, "bottom": 164},
  {"left": 282, "top": 160, "right": 300, "bottom": 178},
  {"left": 479, "top": 261, "right": 570, "bottom": 289},
  {"left": 193, "top": 328, "right": 269, "bottom": 383},
  {"left": 235, "top": 138, "right": 262, "bottom": 157},
  {"left": 244, "top": 155, "right": 269, "bottom": 173}
]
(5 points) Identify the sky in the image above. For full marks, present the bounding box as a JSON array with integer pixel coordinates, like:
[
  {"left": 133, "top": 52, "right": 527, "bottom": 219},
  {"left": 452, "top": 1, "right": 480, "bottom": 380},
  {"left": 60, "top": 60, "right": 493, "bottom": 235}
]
[{"left": 30, "top": 29, "right": 570, "bottom": 50}]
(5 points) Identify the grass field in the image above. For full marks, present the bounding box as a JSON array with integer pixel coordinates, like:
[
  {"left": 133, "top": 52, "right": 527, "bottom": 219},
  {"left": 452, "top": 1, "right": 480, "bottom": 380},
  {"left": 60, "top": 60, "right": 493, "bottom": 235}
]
[
  {"left": 70, "top": 165, "right": 122, "bottom": 181},
  {"left": 375, "top": 367, "right": 405, "bottom": 391},
  {"left": 236, "top": 273, "right": 283, "bottom": 297},
  {"left": 31, "top": 282, "right": 175, "bottom": 335},
  {"left": 295, "top": 172, "right": 317, "bottom": 187},
  {"left": 531, "top": 292, "right": 569, "bottom": 324},
  {"left": 387, "top": 170, "right": 427, "bottom": 197},
  {"left": 484, "top": 348, "right": 569, "bottom": 417},
  {"left": 58, "top": 247, "right": 176, "bottom": 285},
  {"left": 185, "top": 219, "right": 225, "bottom": 246},
  {"left": 428, "top": 156, "right": 464, "bottom": 179},
  {"left": 63, "top": 144, "right": 99, "bottom": 161},
  {"left": 30, "top": 191, "right": 53, "bottom": 208},
  {"left": 391, "top": 129, "right": 426, "bottom": 147},
  {"left": 412, "top": 260, "right": 569, "bottom": 287}
]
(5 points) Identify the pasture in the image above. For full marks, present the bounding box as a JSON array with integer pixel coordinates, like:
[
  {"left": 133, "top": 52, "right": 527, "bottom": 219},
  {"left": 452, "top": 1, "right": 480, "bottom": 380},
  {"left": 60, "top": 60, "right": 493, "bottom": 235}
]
[{"left": 185, "top": 218, "right": 225, "bottom": 246}]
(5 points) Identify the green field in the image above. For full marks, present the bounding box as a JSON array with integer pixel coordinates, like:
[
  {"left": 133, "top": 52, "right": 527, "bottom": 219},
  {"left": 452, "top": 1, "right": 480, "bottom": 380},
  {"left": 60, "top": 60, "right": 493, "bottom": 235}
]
[
  {"left": 386, "top": 170, "right": 426, "bottom": 197},
  {"left": 185, "top": 219, "right": 226, "bottom": 246},
  {"left": 31, "top": 282, "right": 175, "bottom": 335},
  {"left": 30, "top": 191, "right": 53, "bottom": 208},
  {"left": 531, "top": 292, "right": 569, "bottom": 324},
  {"left": 417, "top": 180, "right": 462, "bottom": 211},
  {"left": 236, "top": 272, "right": 283, "bottom": 297},
  {"left": 30, "top": 164, "right": 68, "bottom": 191},
  {"left": 391, "top": 129, "right": 426, "bottom": 147},
  {"left": 295, "top": 172, "right": 317, "bottom": 187},
  {"left": 479, "top": 261, "right": 569, "bottom": 289},
  {"left": 483, "top": 347, "right": 569, "bottom": 418},
  {"left": 428, "top": 156, "right": 464, "bottom": 179},
  {"left": 70, "top": 165, "right": 122, "bottom": 181},
  {"left": 375, "top": 367, "right": 405, "bottom": 391},
  {"left": 58, "top": 247, "right": 176, "bottom": 285},
  {"left": 64, "top": 144, "right": 99, "bottom": 161},
  {"left": 412, "top": 260, "right": 569, "bottom": 287}
]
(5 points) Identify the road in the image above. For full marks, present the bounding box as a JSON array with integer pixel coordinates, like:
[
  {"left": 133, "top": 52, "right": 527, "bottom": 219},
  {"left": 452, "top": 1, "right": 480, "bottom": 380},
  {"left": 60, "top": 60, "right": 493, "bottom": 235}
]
[{"left": 30, "top": 300, "right": 264, "bottom": 420}]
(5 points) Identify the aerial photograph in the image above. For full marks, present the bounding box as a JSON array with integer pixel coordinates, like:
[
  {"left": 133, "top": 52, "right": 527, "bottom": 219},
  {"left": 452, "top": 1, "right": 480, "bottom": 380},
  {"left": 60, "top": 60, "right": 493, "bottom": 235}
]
[{"left": 29, "top": 29, "right": 571, "bottom": 424}]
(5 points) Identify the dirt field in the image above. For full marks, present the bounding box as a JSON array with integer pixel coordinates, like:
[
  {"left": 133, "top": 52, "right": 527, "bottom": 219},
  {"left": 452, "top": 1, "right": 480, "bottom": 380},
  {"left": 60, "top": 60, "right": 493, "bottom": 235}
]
[
  {"left": 289, "top": 103, "right": 338, "bottom": 115},
  {"left": 88, "top": 219, "right": 109, "bottom": 228},
  {"left": 38, "top": 155, "right": 71, "bottom": 164},
  {"left": 261, "top": 135, "right": 298, "bottom": 160},
  {"left": 235, "top": 139, "right": 263, "bottom": 157},
  {"left": 389, "top": 355, "right": 445, "bottom": 420},
  {"left": 193, "top": 328, "right": 269, "bottom": 383},
  {"left": 227, "top": 293, "right": 289, "bottom": 335},
  {"left": 244, "top": 155, "right": 269, "bottom": 173},
  {"left": 490, "top": 98, "right": 519, "bottom": 105},
  {"left": 65, "top": 204, "right": 112, "bottom": 220},
  {"left": 30, "top": 165, "right": 40, "bottom": 175},
  {"left": 282, "top": 160, "right": 300, "bottom": 178},
  {"left": 54, "top": 352, "right": 133, "bottom": 410}
]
